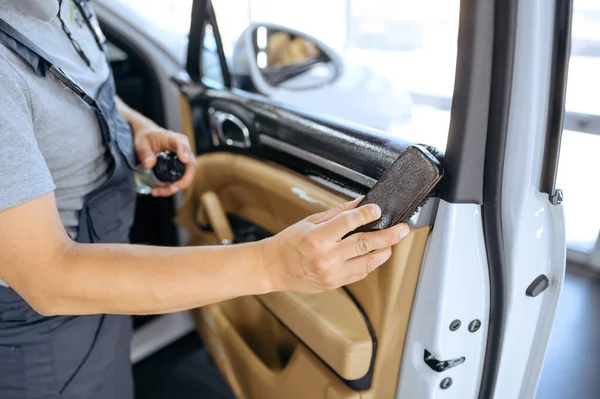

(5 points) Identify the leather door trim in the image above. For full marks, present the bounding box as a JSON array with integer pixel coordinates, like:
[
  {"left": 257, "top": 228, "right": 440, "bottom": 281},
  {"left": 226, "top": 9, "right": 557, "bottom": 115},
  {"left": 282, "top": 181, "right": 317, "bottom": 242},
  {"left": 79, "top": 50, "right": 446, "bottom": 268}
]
[{"left": 256, "top": 288, "right": 377, "bottom": 390}]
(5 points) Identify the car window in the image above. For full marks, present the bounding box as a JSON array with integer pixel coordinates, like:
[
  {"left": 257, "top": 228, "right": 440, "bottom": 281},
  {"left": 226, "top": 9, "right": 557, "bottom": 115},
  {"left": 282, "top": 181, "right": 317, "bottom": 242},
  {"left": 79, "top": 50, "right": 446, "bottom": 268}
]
[
  {"left": 118, "top": 0, "right": 458, "bottom": 149},
  {"left": 202, "top": 23, "right": 225, "bottom": 86},
  {"left": 211, "top": 0, "right": 459, "bottom": 151}
]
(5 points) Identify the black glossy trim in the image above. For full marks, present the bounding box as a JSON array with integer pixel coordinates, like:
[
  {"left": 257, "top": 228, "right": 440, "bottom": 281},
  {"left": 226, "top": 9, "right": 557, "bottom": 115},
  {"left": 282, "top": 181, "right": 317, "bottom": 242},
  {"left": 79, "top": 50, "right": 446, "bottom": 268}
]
[
  {"left": 259, "top": 135, "right": 377, "bottom": 188},
  {"left": 479, "top": 0, "right": 517, "bottom": 397},
  {"left": 187, "top": 0, "right": 231, "bottom": 88},
  {"left": 186, "top": 0, "right": 207, "bottom": 83},
  {"left": 341, "top": 286, "right": 377, "bottom": 390},
  {"left": 540, "top": 0, "right": 573, "bottom": 197},
  {"left": 207, "top": 2, "right": 232, "bottom": 88},
  {"left": 177, "top": 81, "right": 418, "bottom": 193},
  {"left": 185, "top": 88, "right": 413, "bottom": 183},
  {"left": 440, "top": 0, "right": 494, "bottom": 204}
]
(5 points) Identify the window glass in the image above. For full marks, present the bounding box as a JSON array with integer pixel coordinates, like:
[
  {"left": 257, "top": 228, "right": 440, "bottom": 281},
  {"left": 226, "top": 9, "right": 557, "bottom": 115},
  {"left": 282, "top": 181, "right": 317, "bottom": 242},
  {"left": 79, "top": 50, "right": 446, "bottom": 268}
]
[
  {"left": 211, "top": 0, "right": 459, "bottom": 150},
  {"left": 202, "top": 23, "right": 225, "bottom": 85},
  {"left": 118, "top": 0, "right": 459, "bottom": 148}
]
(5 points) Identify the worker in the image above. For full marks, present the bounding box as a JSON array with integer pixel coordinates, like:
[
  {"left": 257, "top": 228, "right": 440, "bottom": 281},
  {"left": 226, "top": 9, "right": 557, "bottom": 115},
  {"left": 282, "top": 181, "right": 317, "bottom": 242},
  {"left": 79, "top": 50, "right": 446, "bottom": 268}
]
[{"left": 0, "top": 1, "right": 410, "bottom": 398}]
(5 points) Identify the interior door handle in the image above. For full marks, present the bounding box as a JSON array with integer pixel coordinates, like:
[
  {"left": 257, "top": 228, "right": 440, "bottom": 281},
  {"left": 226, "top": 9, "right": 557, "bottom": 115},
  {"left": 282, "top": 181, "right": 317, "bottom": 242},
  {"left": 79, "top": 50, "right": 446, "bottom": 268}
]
[
  {"left": 199, "top": 191, "right": 235, "bottom": 245},
  {"left": 209, "top": 109, "right": 251, "bottom": 149}
]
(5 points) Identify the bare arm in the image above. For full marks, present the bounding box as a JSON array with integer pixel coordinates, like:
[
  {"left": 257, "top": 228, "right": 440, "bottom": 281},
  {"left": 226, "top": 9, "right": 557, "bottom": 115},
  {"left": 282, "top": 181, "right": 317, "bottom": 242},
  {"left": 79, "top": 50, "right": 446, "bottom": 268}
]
[
  {"left": 115, "top": 96, "right": 152, "bottom": 138},
  {"left": 0, "top": 192, "right": 409, "bottom": 317},
  {"left": 1, "top": 192, "right": 270, "bottom": 316}
]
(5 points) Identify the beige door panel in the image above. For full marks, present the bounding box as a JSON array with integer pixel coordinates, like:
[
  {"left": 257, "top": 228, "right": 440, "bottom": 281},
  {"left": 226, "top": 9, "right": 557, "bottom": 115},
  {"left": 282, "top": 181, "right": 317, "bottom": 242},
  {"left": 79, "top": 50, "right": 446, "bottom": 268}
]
[
  {"left": 179, "top": 93, "right": 197, "bottom": 153},
  {"left": 259, "top": 289, "right": 373, "bottom": 380},
  {"left": 196, "top": 296, "right": 360, "bottom": 399},
  {"left": 349, "top": 227, "right": 430, "bottom": 398},
  {"left": 175, "top": 150, "right": 430, "bottom": 398},
  {"left": 175, "top": 152, "right": 346, "bottom": 246}
]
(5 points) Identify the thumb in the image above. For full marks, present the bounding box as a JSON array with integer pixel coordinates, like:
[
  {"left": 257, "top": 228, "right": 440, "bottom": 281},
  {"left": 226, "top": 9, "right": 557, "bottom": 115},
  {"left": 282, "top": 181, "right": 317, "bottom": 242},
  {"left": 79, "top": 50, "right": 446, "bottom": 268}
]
[{"left": 136, "top": 140, "right": 156, "bottom": 169}]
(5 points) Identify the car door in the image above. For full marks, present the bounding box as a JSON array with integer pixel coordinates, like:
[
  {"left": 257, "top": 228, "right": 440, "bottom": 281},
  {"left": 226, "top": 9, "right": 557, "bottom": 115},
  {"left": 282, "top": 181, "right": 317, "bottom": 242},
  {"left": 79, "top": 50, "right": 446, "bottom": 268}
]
[
  {"left": 175, "top": 19, "right": 435, "bottom": 399},
  {"left": 172, "top": 1, "right": 475, "bottom": 398},
  {"left": 171, "top": 0, "right": 566, "bottom": 398}
]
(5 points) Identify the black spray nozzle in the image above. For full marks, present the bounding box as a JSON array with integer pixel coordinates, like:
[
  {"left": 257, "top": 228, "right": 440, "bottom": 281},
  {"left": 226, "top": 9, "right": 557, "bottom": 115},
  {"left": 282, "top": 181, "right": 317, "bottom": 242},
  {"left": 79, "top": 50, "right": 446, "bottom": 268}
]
[{"left": 152, "top": 151, "right": 186, "bottom": 183}]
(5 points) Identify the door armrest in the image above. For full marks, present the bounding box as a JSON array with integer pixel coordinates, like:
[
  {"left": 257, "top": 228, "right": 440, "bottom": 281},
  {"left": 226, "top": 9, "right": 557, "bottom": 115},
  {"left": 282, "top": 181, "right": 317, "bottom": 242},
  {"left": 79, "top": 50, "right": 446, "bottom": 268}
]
[{"left": 259, "top": 289, "right": 373, "bottom": 380}]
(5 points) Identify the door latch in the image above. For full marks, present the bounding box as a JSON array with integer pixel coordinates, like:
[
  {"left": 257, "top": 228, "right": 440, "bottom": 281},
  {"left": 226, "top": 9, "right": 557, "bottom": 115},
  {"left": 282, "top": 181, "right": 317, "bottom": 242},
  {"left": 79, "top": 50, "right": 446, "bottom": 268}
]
[{"left": 423, "top": 349, "right": 465, "bottom": 372}]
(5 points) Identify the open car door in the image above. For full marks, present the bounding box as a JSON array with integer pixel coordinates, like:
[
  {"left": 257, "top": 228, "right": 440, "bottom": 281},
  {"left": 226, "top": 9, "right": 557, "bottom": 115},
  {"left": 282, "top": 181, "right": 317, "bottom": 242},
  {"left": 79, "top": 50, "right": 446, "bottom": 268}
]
[
  {"left": 171, "top": 0, "right": 567, "bottom": 397},
  {"left": 173, "top": 10, "right": 440, "bottom": 395}
]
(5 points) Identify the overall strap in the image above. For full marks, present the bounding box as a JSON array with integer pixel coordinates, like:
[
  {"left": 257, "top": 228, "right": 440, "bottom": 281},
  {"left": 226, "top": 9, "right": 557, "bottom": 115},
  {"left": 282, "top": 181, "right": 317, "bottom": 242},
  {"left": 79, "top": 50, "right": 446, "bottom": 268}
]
[
  {"left": 0, "top": 17, "right": 51, "bottom": 76},
  {"left": 0, "top": 17, "right": 110, "bottom": 143}
]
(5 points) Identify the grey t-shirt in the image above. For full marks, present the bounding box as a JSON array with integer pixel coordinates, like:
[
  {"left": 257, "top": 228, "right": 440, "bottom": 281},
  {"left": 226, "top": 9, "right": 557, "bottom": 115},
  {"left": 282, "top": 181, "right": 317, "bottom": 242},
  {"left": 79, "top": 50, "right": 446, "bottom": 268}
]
[{"left": 0, "top": 0, "right": 112, "bottom": 286}]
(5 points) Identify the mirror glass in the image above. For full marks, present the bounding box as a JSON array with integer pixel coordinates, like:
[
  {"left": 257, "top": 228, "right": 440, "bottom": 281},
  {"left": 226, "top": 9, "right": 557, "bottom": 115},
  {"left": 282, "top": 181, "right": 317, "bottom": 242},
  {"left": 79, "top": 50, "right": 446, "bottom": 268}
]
[
  {"left": 252, "top": 26, "right": 337, "bottom": 90},
  {"left": 201, "top": 23, "right": 225, "bottom": 85}
]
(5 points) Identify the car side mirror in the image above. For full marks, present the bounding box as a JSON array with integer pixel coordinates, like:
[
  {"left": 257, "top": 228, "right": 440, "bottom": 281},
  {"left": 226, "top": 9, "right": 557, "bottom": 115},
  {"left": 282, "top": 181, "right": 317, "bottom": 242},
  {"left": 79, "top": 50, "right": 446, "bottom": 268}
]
[{"left": 231, "top": 23, "right": 342, "bottom": 93}]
